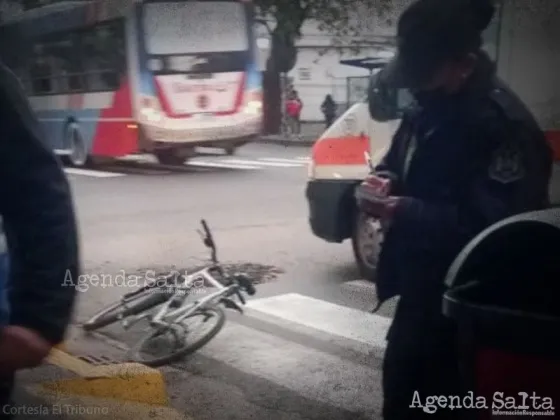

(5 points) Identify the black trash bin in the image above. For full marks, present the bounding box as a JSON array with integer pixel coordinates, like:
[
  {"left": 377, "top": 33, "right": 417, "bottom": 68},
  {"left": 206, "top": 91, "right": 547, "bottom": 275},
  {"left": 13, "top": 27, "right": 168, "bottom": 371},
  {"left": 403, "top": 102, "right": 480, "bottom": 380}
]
[{"left": 443, "top": 208, "right": 560, "bottom": 420}]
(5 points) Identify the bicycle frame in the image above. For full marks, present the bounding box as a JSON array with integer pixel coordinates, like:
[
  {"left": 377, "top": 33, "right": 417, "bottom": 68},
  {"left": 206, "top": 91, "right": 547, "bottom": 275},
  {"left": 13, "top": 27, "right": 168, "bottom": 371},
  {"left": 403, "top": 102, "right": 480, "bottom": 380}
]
[
  {"left": 121, "top": 219, "right": 248, "bottom": 330},
  {"left": 148, "top": 265, "right": 238, "bottom": 328}
]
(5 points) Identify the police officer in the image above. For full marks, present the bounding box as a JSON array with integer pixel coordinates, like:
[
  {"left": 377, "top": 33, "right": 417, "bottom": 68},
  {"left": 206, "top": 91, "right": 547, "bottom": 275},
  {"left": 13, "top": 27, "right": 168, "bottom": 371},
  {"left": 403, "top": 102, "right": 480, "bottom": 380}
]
[{"left": 358, "top": 0, "right": 553, "bottom": 418}]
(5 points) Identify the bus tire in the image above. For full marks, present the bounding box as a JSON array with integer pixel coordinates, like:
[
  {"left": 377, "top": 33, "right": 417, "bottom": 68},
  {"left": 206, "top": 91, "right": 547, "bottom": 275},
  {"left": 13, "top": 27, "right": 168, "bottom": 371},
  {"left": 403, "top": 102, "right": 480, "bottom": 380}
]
[
  {"left": 224, "top": 146, "right": 236, "bottom": 155},
  {"left": 351, "top": 211, "right": 383, "bottom": 282},
  {"left": 65, "top": 123, "right": 90, "bottom": 167},
  {"left": 154, "top": 149, "right": 186, "bottom": 165}
]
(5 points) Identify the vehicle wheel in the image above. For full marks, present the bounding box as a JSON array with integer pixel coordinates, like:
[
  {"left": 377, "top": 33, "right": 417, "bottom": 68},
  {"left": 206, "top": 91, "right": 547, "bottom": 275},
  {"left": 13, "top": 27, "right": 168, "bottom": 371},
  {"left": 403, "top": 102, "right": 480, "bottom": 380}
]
[
  {"left": 224, "top": 146, "right": 236, "bottom": 156},
  {"left": 82, "top": 290, "right": 171, "bottom": 332},
  {"left": 66, "top": 123, "right": 90, "bottom": 167},
  {"left": 351, "top": 211, "right": 383, "bottom": 281},
  {"left": 128, "top": 306, "right": 226, "bottom": 367},
  {"left": 154, "top": 149, "right": 186, "bottom": 165}
]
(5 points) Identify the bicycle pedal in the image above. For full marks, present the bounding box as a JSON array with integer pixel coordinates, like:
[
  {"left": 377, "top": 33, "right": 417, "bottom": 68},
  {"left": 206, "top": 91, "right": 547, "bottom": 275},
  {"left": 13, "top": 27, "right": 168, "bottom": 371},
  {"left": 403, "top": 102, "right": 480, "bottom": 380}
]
[{"left": 220, "top": 298, "right": 243, "bottom": 314}]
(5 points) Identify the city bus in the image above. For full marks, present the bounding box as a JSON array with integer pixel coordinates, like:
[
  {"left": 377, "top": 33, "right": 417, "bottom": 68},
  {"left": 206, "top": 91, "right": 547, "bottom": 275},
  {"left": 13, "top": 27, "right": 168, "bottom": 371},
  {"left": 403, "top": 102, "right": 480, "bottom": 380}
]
[{"left": 0, "top": 0, "right": 264, "bottom": 166}]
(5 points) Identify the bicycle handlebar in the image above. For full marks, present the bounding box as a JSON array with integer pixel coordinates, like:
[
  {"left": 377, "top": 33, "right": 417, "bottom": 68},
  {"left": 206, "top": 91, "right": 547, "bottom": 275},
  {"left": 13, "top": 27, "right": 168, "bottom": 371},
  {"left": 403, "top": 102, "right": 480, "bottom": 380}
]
[
  {"left": 200, "top": 219, "right": 217, "bottom": 263},
  {"left": 200, "top": 219, "right": 211, "bottom": 241}
]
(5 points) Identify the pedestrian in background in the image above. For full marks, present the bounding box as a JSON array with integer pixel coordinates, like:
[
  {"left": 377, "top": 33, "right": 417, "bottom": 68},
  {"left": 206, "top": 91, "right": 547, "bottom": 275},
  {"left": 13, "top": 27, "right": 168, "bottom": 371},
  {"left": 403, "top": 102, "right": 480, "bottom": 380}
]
[
  {"left": 320, "top": 94, "right": 336, "bottom": 128},
  {"left": 357, "top": 0, "right": 552, "bottom": 418},
  {"left": 285, "top": 90, "right": 302, "bottom": 137},
  {"left": 0, "top": 59, "right": 80, "bottom": 416}
]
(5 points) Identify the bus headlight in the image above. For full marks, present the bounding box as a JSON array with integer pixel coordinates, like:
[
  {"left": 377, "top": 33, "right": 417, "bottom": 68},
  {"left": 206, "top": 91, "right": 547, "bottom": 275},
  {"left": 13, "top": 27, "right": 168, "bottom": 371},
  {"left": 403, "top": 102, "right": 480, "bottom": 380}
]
[
  {"left": 140, "top": 107, "right": 163, "bottom": 123},
  {"left": 243, "top": 100, "right": 262, "bottom": 115},
  {"left": 139, "top": 97, "right": 163, "bottom": 123}
]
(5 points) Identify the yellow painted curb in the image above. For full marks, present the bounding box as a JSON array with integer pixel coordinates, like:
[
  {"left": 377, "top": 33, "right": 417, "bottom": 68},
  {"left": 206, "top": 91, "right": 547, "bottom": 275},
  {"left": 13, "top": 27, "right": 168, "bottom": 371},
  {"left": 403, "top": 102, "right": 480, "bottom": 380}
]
[
  {"left": 53, "top": 342, "right": 66, "bottom": 352},
  {"left": 40, "top": 372, "right": 168, "bottom": 406},
  {"left": 42, "top": 349, "right": 169, "bottom": 406},
  {"left": 27, "top": 386, "right": 192, "bottom": 419}
]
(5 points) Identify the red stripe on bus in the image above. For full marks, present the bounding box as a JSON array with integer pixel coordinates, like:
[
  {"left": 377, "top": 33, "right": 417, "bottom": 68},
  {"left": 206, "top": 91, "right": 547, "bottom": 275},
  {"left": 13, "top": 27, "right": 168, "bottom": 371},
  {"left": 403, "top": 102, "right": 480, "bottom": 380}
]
[
  {"left": 214, "top": 73, "right": 246, "bottom": 116},
  {"left": 311, "top": 134, "right": 369, "bottom": 165},
  {"left": 91, "top": 77, "right": 136, "bottom": 156},
  {"left": 153, "top": 78, "right": 192, "bottom": 119},
  {"left": 154, "top": 74, "right": 246, "bottom": 118}
]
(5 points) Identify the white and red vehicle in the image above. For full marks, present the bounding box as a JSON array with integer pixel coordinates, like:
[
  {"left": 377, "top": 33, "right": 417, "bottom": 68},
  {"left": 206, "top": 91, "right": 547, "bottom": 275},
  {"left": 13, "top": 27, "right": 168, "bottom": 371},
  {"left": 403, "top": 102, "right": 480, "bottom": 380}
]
[
  {"left": 306, "top": 0, "right": 560, "bottom": 279},
  {"left": 0, "top": 0, "right": 264, "bottom": 166}
]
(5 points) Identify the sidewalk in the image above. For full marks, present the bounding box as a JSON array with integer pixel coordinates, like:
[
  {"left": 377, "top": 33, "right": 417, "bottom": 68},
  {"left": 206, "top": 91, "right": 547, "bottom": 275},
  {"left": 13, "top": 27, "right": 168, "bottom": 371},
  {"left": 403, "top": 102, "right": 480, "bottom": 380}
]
[
  {"left": 259, "top": 122, "right": 325, "bottom": 147},
  {"left": 10, "top": 341, "right": 190, "bottom": 419}
]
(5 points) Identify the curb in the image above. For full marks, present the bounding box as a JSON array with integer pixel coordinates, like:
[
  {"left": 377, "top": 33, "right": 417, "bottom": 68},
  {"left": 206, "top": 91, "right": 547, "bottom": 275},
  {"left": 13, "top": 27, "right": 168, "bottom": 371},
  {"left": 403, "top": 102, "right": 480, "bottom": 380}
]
[{"left": 26, "top": 348, "right": 192, "bottom": 419}]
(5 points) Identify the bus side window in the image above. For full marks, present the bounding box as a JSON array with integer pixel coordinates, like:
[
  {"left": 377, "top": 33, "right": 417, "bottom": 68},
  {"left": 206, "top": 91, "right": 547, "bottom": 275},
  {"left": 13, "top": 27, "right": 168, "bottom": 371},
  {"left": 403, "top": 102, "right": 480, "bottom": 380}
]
[
  {"left": 43, "top": 35, "right": 84, "bottom": 93},
  {"left": 29, "top": 44, "right": 53, "bottom": 95},
  {"left": 82, "top": 20, "right": 125, "bottom": 91}
]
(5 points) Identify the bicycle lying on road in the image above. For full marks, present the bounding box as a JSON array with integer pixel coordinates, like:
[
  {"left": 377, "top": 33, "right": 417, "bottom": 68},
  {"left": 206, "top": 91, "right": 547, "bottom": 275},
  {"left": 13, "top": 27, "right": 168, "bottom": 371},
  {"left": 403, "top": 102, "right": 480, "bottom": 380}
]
[{"left": 82, "top": 219, "right": 256, "bottom": 367}]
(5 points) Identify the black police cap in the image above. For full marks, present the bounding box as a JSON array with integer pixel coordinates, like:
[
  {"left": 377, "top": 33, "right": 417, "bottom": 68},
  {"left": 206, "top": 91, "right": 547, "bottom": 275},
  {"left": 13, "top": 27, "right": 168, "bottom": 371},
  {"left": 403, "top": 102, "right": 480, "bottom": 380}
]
[{"left": 383, "top": 0, "right": 495, "bottom": 88}]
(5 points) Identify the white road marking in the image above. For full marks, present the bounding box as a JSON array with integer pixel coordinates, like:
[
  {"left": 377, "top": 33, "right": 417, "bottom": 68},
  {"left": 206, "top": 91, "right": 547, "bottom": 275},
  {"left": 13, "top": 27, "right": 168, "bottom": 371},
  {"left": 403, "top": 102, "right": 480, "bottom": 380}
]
[
  {"left": 64, "top": 168, "right": 126, "bottom": 178},
  {"left": 197, "top": 321, "right": 380, "bottom": 416},
  {"left": 258, "top": 157, "right": 307, "bottom": 165},
  {"left": 187, "top": 160, "right": 261, "bottom": 170},
  {"left": 224, "top": 158, "right": 302, "bottom": 168},
  {"left": 245, "top": 293, "right": 390, "bottom": 349},
  {"left": 74, "top": 292, "right": 383, "bottom": 416},
  {"left": 67, "top": 155, "right": 308, "bottom": 175},
  {"left": 341, "top": 279, "right": 376, "bottom": 291},
  {"left": 120, "top": 154, "right": 155, "bottom": 163}
]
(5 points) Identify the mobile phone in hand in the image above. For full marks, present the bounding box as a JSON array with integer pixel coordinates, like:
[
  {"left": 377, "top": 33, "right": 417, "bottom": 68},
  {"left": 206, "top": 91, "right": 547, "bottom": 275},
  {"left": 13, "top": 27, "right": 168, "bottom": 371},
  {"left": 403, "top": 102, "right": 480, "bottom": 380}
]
[{"left": 356, "top": 175, "right": 391, "bottom": 202}]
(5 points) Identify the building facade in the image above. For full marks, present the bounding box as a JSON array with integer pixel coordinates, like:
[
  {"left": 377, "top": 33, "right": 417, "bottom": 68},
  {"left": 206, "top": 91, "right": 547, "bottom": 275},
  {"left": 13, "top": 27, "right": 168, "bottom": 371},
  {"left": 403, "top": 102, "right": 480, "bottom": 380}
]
[{"left": 288, "top": 17, "right": 396, "bottom": 122}]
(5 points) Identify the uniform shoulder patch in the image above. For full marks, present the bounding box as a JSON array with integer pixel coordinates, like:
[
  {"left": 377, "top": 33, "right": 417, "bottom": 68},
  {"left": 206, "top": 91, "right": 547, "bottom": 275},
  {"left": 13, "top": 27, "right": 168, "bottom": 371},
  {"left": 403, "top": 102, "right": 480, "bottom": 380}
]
[{"left": 488, "top": 140, "right": 525, "bottom": 184}]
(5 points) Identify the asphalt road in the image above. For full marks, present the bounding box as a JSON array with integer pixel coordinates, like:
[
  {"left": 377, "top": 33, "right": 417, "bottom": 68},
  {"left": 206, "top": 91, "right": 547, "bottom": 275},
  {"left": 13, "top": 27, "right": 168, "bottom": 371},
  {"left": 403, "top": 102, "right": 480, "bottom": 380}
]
[
  {"left": 12, "top": 142, "right": 560, "bottom": 419},
  {"left": 14, "top": 143, "right": 395, "bottom": 420}
]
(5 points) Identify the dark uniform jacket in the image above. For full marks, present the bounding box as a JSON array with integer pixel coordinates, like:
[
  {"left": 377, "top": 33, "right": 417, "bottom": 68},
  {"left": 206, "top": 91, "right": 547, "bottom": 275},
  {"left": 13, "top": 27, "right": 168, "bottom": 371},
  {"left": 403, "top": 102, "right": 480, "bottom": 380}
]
[
  {"left": 373, "top": 53, "right": 553, "bottom": 327},
  {"left": 0, "top": 61, "right": 79, "bottom": 345}
]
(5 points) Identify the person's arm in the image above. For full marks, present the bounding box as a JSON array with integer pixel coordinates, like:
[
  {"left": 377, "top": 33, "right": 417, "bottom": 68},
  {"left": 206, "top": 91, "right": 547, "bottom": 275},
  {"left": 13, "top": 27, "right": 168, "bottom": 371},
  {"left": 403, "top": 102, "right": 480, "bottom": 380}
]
[
  {"left": 0, "top": 63, "right": 79, "bottom": 345},
  {"left": 371, "top": 113, "right": 412, "bottom": 187},
  {"left": 391, "top": 119, "right": 553, "bottom": 254}
]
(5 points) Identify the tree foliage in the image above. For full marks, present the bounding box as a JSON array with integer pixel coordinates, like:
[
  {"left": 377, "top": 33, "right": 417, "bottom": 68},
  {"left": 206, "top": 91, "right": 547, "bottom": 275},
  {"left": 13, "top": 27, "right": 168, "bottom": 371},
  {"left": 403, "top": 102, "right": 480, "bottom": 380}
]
[{"left": 255, "top": 0, "right": 396, "bottom": 72}]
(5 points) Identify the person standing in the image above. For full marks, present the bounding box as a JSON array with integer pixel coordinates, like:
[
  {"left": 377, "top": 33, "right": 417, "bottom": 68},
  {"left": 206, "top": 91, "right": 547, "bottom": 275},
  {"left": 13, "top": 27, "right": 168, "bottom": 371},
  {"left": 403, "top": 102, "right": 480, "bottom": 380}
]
[
  {"left": 0, "top": 59, "right": 80, "bottom": 416},
  {"left": 356, "top": 0, "right": 553, "bottom": 418},
  {"left": 285, "top": 90, "right": 302, "bottom": 137},
  {"left": 320, "top": 94, "right": 336, "bottom": 128}
]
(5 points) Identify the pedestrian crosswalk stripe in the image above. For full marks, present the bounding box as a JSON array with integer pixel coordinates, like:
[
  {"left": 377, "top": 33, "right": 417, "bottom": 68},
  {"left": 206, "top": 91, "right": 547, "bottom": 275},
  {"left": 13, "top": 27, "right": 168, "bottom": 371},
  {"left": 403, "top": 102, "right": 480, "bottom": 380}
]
[
  {"left": 341, "top": 279, "right": 376, "bottom": 291},
  {"left": 258, "top": 157, "right": 307, "bottom": 165},
  {"left": 65, "top": 168, "right": 125, "bottom": 178},
  {"left": 67, "top": 292, "right": 383, "bottom": 417},
  {"left": 187, "top": 160, "right": 261, "bottom": 170},
  {"left": 224, "top": 158, "right": 302, "bottom": 168},
  {"left": 245, "top": 293, "right": 390, "bottom": 349},
  {"left": 66, "top": 156, "right": 310, "bottom": 176},
  {"left": 196, "top": 321, "right": 379, "bottom": 417}
]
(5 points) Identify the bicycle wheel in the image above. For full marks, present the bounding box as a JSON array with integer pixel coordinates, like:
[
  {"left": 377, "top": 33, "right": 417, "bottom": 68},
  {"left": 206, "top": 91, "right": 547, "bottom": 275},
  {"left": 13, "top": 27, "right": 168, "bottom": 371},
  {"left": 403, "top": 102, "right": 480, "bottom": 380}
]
[
  {"left": 82, "top": 289, "right": 171, "bottom": 332},
  {"left": 128, "top": 305, "right": 226, "bottom": 367}
]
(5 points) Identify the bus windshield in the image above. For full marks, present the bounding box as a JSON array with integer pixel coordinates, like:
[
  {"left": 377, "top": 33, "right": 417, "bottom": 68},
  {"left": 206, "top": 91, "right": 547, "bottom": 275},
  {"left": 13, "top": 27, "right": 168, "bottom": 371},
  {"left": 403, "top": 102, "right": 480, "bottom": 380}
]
[{"left": 143, "top": 1, "right": 249, "bottom": 55}]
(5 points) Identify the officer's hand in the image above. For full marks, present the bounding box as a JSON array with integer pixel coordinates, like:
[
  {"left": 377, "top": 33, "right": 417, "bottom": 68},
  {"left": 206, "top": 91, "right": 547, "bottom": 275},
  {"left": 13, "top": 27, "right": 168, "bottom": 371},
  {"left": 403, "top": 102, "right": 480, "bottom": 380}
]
[
  {"left": 0, "top": 326, "right": 52, "bottom": 373},
  {"left": 376, "top": 196, "right": 401, "bottom": 231},
  {"left": 355, "top": 174, "right": 392, "bottom": 214}
]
